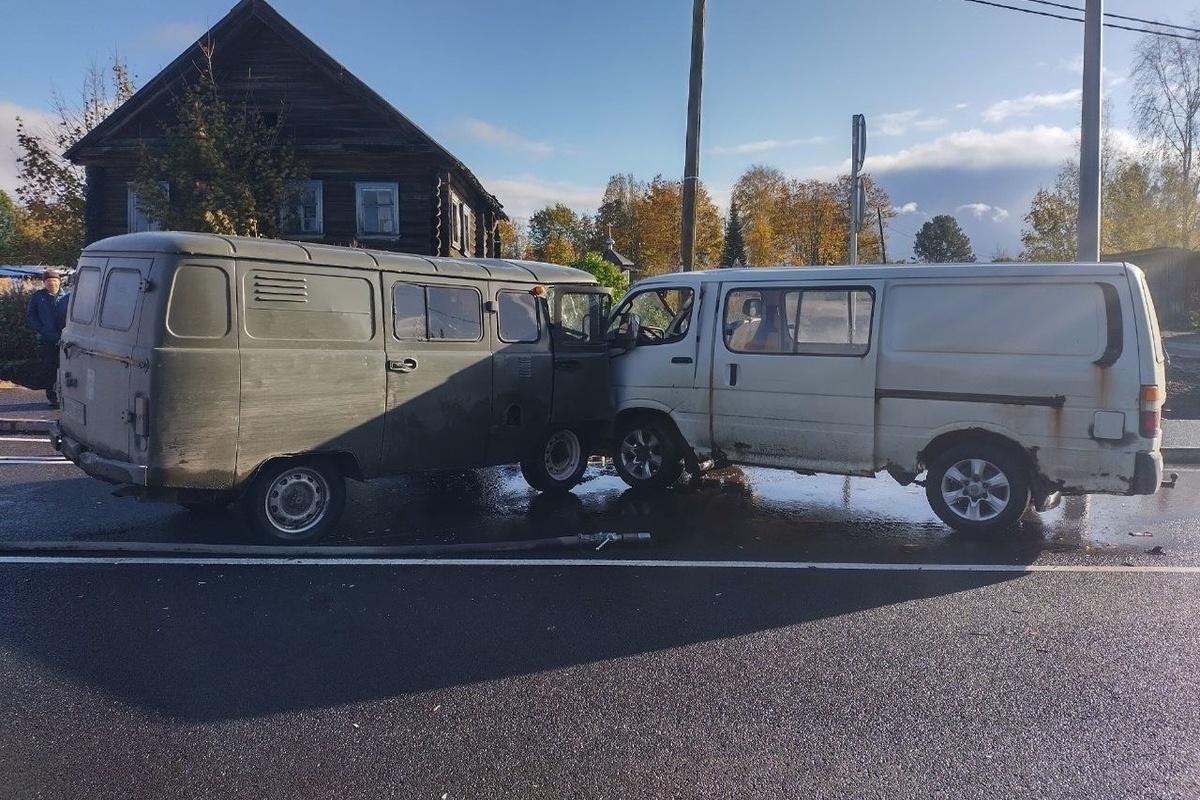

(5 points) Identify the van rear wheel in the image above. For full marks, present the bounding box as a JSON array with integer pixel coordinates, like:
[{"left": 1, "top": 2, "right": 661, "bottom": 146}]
[
  {"left": 614, "top": 416, "right": 684, "bottom": 489},
  {"left": 521, "top": 428, "right": 588, "bottom": 492},
  {"left": 243, "top": 459, "right": 345, "bottom": 544},
  {"left": 925, "top": 443, "right": 1031, "bottom": 534}
]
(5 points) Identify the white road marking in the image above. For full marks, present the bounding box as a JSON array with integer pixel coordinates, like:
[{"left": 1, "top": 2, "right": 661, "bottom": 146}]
[
  {"left": 0, "top": 556, "right": 1198, "bottom": 573},
  {"left": 0, "top": 436, "right": 51, "bottom": 443},
  {"left": 0, "top": 456, "right": 69, "bottom": 465}
]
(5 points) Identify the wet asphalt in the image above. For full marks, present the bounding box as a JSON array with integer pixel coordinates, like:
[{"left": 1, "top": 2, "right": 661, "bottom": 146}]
[{"left": 1, "top": 431, "right": 1199, "bottom": 798}]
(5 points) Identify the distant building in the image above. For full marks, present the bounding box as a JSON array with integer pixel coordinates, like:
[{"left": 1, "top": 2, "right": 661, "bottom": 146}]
[
  {"left": 601, "top": 227, "right": 637, "bottom": 283},
  {"left": 64, "top": 0, "right": 505, "bottom": 257},
  {"left": 1105, "top": 247, "right": 1200, "bottom": 330}
]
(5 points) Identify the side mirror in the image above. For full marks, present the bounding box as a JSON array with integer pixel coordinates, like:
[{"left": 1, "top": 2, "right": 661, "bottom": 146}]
[{"left": 607, "top": 312, "right": 641, "bottom": 350}]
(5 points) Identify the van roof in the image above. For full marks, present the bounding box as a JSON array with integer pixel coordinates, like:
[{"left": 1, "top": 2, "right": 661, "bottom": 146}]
[
  {"left": 82, "top": 231, "right": 599, "bottom": 285},
  {"left": 630, "top": 261, "right": 1140, "bottom": 286}
]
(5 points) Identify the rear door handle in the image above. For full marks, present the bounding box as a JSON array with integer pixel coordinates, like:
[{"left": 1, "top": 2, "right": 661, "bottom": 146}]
[
  {"left": 729, "top": 363, "right": 739, "bottom": 386},
  {"left": 671, "top": 356, "right": 693, "bottom": 364},
  {"left": 387, "top": 357, "right": 418, "bottom": 373}
]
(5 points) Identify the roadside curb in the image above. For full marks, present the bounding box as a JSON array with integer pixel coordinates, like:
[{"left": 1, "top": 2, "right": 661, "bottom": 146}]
[
  {"left": 1164, "top": 448, "right": 1200, "bottom": 465},
  {"left": 0, "top": 418, "right": 52, "bottom": 435}
]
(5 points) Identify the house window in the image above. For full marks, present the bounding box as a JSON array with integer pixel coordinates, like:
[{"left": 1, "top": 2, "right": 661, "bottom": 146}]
[
  {"left": 127, "top": 183, "right": 166, "bottom": 233},
  {"left": 461, "top": 202, "right": 473, "bottom": 256},
  {"left": 281, "top": 180, "right": 323, "bottom": 236},
  {"left": 356, "top": 182, "right": 399, "bottom": 237},
  {"left": 449, "top": 192, "right": 463, "bottom": 249}
]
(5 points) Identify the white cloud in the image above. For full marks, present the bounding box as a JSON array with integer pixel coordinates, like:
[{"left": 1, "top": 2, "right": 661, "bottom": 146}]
[
  {"left": 866, "top": 126, "right": 1077, "bottom": 173},
  {"left": 895, "top": 202, "right": 920, "bottom": 214},
  {"left": 983, "top": 90, "right": 1081, "bottom": 123},
  {"left": 957, "top": 202, "right": 1010, "bottom": 222},
  {"left": 484, "top": 174, "right": 602, "bottom": 219},
  {"left": 457, "top": 119, "right": 560, "bottom": 156},
  {"left": 875, "top": 110, "right": 947, "bottom": 137},
  {"left": 710, "top": 136, "right": 828, "bottom": 155},
  {"left": 0, "top": 101, "right": 58, "bottom": 200},
  {"left": 136, "top": 22, "right": 206, "bottom": 52}
]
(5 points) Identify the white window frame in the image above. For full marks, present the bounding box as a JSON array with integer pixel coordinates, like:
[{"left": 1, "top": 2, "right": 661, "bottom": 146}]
[
  {"left": 127, "top": 182, "right": 167, "bottom": 233},
  {"left": 449, "top": 192, "right": 463, "bottom": 249},
  {"left": 356, "top": 182, "right": 399, "bottom": 238},
  {"left": 461, "top": 202, "right": 473, "bottom": 256},
  {"left": 282, "top": 180, "right": 324, "bottom": 236}
]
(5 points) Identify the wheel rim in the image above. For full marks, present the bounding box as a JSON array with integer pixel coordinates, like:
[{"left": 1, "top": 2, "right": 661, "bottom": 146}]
[
  {"left": 619, "top": 427, "right": 663, "bottom": 481},
  {"left": 263, "top": 467, "right": 330, "bottom": 534},
  {"left": 543, "top": 430, "right": 583, "bottom": 481},
  {"left": 939, "top": 457, "right": 1011, "bottom": 523}
]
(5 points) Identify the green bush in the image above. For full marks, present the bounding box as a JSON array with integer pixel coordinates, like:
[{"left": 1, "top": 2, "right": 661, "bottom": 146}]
[{"left": 0, "top": 280, "right": 37, "bottom": 361}]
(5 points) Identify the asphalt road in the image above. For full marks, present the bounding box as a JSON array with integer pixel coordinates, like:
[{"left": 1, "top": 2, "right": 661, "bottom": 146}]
[{"left": 1, "top": 433, "right": 1199, "bottom": 799}]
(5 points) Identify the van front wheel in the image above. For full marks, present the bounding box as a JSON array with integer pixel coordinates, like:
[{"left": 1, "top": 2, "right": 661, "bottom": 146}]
[
  {"left": 614, "top": 417, "right": 684, "bottom": 489},
  {"left": 243, "top": 459, "right": 346, "bottom": 544},
  {"left": 521, "top": 428, "right": 588, "bottom": 492},
  {"left": 925, "top": 444, "right": 1031, "bottom": 535}
]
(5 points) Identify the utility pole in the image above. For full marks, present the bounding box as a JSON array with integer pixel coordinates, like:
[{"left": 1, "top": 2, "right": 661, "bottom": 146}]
[
  {"left": 680, "top": 0, "right": 705, "bottom": 271},
  {"left": 877, "top": 207, "right": 887, "bottom": 263},
  {"left": 1077, "top": 0, "right": 1103, "bottom": 262}
]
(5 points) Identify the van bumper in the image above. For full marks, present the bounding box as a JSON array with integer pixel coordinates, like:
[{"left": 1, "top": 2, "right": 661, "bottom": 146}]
[
  {"left": 50, "top": 422, "right": 148, "bottom": 486},
  {"left": 1131, "top": 450, "right": 1163, "bottom": 495}
]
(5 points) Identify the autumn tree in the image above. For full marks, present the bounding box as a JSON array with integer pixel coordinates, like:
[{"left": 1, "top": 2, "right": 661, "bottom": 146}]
[
  {"left": 1131, "top": 24, "right": 1200, "bottom": 248},
  {"left": 15, "top": 56, "right": 135, "bottom": 264},
  {"left": 720, "top": 198, "right": 747, "bottom": 267},
  {"left": 134, "top": 42, "right": 306, "bottom": 237},
  {"left": 595, "top": 173, "right": 645, "bottom": 265},
  {"left": 914, "top": 215, "right": 975, "bottom": 263},
  {"left": 496, "top": 219, "right": 531, "bottom": 259},
  {"left": 630, "top": 175, "right": 723, "bottom": 276},
  {"left": 731, "top": 164, "right": 787, "bottom": 265},
  {"left": 528, "top": 203, "right": 588, "bottom": 264},
  {"left": 0, "top": 191, "right": 20, "bottom": 263}
]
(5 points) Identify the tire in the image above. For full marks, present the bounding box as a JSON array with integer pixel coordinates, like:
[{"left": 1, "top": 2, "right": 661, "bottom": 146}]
[
  {"left": 242, "top": 459, "right": 346, "bottom": 544},
  {"left": 521, "top": 428, "right": 588, "bottom": 492},
  {"left": 613, "top": 416, "right": 684, "bottom": 489},
  {"left": 925, "top": 443, "right": 1031, "bottom": 534}
]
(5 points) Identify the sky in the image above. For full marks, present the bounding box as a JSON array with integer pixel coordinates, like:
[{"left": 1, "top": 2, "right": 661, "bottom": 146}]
[{"left": 0, "top": 0, "right": 1196, "bottom": 262}]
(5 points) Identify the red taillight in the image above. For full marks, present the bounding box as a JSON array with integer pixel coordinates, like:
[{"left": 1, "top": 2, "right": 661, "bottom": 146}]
[
  {"left": 134, "top": 394, "right": 149, "bottom": 438},
  {"left": 1139, "top": 384, "right": 1162, "bottom": 439}
]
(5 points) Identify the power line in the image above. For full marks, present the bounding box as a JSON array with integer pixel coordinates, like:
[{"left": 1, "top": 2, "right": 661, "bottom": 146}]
[
  {"left": 1023, "top": 0, "right": 1200, "bottom": 35},
  {"left": 958, "top": 0, "right": 1200, "bottom": 42}
]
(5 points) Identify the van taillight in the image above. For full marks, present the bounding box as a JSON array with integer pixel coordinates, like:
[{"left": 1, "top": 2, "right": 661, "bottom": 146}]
[
  {"left": 1139, "top": 385, "right": 1163, "bottom": 439},
  {"left": 134, "top": 395, "right": 149, "bottom": 438}
]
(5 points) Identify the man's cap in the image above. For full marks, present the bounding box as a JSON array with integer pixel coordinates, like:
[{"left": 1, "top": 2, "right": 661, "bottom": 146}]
[{"left": 42, "top": 269, "right": 61, "bottom": 280}]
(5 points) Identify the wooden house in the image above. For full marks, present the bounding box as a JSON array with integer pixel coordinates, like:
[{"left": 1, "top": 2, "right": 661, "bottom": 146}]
[{"left": 64, "top": 0, "right": 505, "bottom": 257}]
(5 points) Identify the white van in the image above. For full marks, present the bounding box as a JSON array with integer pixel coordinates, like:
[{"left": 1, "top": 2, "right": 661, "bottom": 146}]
[{"left": 605, "top": 262, "right": 1167, "bottom": 534}]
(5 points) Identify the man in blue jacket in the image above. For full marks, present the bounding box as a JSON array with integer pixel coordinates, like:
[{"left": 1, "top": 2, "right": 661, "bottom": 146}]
[{"left": 26, "top": 269, "right": 69, "bottom": 408}]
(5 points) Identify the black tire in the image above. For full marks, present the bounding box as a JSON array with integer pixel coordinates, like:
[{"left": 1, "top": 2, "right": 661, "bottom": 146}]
[
  {"left": 925, "top": 443, "right": 1031, "bottom": 534},
  {"left": 521, "top": 428, "right": 588, "bottom": 492},
  {"left": 241, "top": 459, "right": 346, "bottom": 544},
  {"left": 613, "top": 416, "right": 684, "bottom": 489}
]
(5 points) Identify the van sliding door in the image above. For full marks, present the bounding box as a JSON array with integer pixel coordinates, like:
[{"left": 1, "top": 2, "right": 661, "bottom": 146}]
[{"left": 709, "top": 283, "right": 879, "bottom": 474}]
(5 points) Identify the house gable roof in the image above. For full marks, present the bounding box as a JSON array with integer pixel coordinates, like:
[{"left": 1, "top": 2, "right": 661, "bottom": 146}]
[{"left": 65, "top": 0, "right": 503, "bottom": 215}]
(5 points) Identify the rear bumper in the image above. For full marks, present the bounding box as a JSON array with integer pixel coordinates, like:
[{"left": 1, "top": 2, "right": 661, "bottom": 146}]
[
  {"left": 1132, "top": 450, "right": 1163, "bottom": 495},
  {"left": 50, "top": 421, "right": 148, "bottom": 486}
]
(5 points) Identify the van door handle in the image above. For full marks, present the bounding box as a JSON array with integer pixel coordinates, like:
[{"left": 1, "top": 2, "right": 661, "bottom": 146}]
[
  {"left": 387, "top": 357, "right": 419, "bottom": 373},
  {"left": 671, "top": 357, "right": 693, "bottom": 364},
  {"left": 555, "top": 360, "right": 579, "bottom": 372},
  {"left": 729, "top": 363, "right": 738, "bottom": 386}
]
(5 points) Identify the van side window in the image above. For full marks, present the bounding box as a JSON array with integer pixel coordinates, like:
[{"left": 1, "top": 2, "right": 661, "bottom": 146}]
[
  {"left": 724, "top": 288, "right": 873, "bottom": 356},
  {"left": 99, "top": 268, "right": 143, "bottom": 331},
  {"left": 392, "top": 283, "right": 482, "bottom": 342},
  {"left": 70, "top": 266, "right": 103, "bottom": 325},
  {"left": 497, "top": 291, "right": 540, "bottom": 343},
  {"left": 167, "top": 265, "right": 231, "bottom": 338}
]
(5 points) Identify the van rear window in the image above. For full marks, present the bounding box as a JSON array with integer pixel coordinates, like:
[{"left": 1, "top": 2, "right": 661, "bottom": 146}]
[
  {"left": 69, "top": 266, "right": 102, "bottom": 325},
  {"left": 99, "top": 268, "right": 143, "bottom": 331}
]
